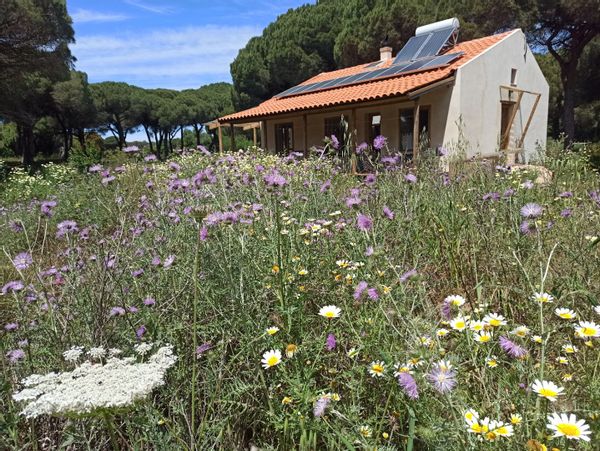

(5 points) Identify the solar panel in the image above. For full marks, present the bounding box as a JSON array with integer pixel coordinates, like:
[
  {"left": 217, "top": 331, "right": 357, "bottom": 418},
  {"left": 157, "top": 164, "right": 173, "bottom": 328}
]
[
  {"left": 419, "top": 52, "right": 463, "bottom": 69},
  {"left": 413, "top": 27, "right": 456, "bottom": 59},
  {"left": 392, "top": 34, "right": 430, "bottom": 64}
]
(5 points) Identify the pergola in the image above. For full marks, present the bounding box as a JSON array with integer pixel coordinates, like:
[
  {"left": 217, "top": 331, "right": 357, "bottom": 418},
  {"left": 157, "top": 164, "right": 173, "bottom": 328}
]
[{"left": 204, "top": 120, "right": 262, "bottom": 152}]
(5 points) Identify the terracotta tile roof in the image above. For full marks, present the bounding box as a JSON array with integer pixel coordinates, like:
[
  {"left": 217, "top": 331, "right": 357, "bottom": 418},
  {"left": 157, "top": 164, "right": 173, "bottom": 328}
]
[{"left": 220, "top": 31, "right": 515, "bottom": 122}]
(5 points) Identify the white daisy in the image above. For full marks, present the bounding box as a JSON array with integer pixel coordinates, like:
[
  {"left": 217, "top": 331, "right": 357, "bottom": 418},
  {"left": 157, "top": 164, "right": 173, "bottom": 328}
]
[
  {"left": 575, "top": 321, "right": 600, "bottom": 339},
  {"left": 483, "top": 313, "right": 507, "bottom": 327},
  {"left": 547, "top": 412, "right": 591, "bottom": 441},
  {"left": 555, "top": 308, "right": 577, "bottom": 320},
  {"left": 532, "top": 292, "right": 554, "bottom": 304},
  {"left": 444, "top": 294, "right": 465, "bottom": 307},
  {"left": 261, "top": 349, "right": 282, "bottom": 369},
  {"left": 450, "top": 316, "right": 469, "bottom": 331},
  {"left": 318, "top": 305, "right": 341, "bottom": 319},
  {"left": 531, "top": 379, "right": 564, "bottom": 401},
  {"left": 368, "top": 361, "right": 385, "bottom": 377}
]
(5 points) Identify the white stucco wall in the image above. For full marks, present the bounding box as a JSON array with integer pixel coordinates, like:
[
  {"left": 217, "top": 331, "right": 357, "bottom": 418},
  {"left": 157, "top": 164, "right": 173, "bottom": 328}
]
[
  {"left": 260, "top": 29, "right": 549, "bottom": 160},
  {"left": 446, "top": 29, "right": 549, "bottom": 160}
]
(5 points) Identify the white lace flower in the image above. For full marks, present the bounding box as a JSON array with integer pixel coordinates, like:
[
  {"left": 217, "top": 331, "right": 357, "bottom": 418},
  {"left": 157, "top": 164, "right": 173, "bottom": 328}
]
[
  {"left": 63, "top": 346, "right": 84, "bottom": 363},
  {"left": 87, "top": 347, "right": 106, "bottom": 359},
  {"left": 134, "top": 342, "right": 154, "bottom": 356},
  {"left": 13, "top": 345, "right": 177, "bottom": 418}
]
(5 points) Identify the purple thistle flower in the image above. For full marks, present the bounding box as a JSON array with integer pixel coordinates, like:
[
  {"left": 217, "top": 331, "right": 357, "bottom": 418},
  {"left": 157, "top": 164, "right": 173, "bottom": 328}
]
[
  {"left": 131, "top": 268, "right": 144, "bottom": 278},
  {"left": 1, "top": 281, "right": 24, "bottom": 295},
  {"left": 6, "top": 349, "right": 26, "bottom": 363},
  {"left": 345, "top": 194, "right": 362, "bottom": 208},
  {"left": 13, "top": 252, "right": 33, "bottom": 270},
  {"left": 326, "top": 333, "right": 336, "bottom": 351},
  {"left": 56, "top": 220, "right": 78, "bottom": 238},
  {"left": 264, "top": 171, "right": 287, "bottom": 187},
  {"left": 560, "top": 208, "right": 572, "bottom": 218},
  {"left": 313, "top": 396, "right": 331, "bottom": 418},
  {"left": 88, "top": 164, "right": 103, "bottom": 173},
  {"left": 559, "top": 191, "right": 573, "bottom": 198},
  {"left": 367, "top": 287, "right": 379, "bottom": 300},
  {"left": 144, "top": 154, "right": 157, "bottom": 162},
  {"left": 136, "top": 325, "right": 146, "bottom": 339},
  {"left": 9, "top": 220, "right": 24, "bottom": 232},
  {"left": 196, "top": 342, "right": 213, "bottom": 358},
  {"left": 503, "top": 188, "right": 515, "bottom": 198},
  {"left": 519, "top": 220, "right": 536, "bottom": 235},
  {"left": 364, "top": 173, "right": 376, "bottom": 186},
  {"left": 143, "top": 297, "right": 156, "bottom": 306},
  {"left": 589, "top": 190, "right": 600, "bottom": 209},
  {"left": 522, "top": 180, "right": 534, "bottom": 189},
  {"left": 399, "top": 269, "right": 417, "bottom": 283},
  {"left": 5, "top": 322, "right": 19, "bottom": 331},
  {"left": 441, "top": 301, "right": 452, "bottom": 320},
  {"left": 123, "top": 145, "right": 139, "bottom": 153},
  {"left": 397, "top": 372, "right": 419, "bottom": 399},
  {"left": 356, "top": 213, "right": 373, "bottom": 232},
  {"left": 354, "top": 281, "right": 368, "bottom": 300},
  {"left": 356, "top": 142, "right": 368, "bottom": 154},
  {"left": 365, "top": 246, "right": 374, "bottom": 256},
  {"left": 199, "top": 226, "right": 209, "bottom": 241},
  {"left": 40, "top": 200, "right": 57, "bottom": 217},
  {"left": 330, "top": 135, "right": 340, "bottom": 150},
  {"left": 382, "top": 206, "right": 395, "bottom": 220},
  {"left": 426, "top": 362, "right": 457, "bottom": 394},
  {"left": 163, "top": 255, "right": 175, "bottom": 269},
  {"left": 482, "top": 192, "right": 500, "bottom": 202},
  {"left": 499, "top": 335, "right": 528, "bottom": 359},
  {"left": 320, "top": 179, "right": 331, "bottom": 193},
  {"left": 404, "top": 173, "right": 417, "bottom": 184},
  {"left": 373, "top": 135, "right": 387, "bottom": 150},
  {"left": 520, "top": 203, "right": 543, "bottom": 218},
  {"left": 109, "top": 306, "right": 126, "bottom": 317}
]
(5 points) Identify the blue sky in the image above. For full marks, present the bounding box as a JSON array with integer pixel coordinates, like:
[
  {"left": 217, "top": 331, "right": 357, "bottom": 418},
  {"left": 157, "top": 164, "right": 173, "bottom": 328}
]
[{"left": 68, "top": 0, "right": 314, "bottom": 90}]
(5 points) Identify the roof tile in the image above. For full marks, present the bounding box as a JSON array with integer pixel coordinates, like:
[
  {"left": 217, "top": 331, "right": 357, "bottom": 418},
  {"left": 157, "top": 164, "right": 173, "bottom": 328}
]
[{"left": 220, "top": 31, "right": 514, "bottom": 122}]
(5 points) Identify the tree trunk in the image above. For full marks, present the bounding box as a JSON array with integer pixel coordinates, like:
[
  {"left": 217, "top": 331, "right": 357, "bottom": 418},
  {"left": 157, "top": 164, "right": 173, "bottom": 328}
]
[
  {"left": 560, "top": 62, "right": 578, "bottom": 147},
  {"left": 62, "top": 128, "right": 70, "bottom": 161},
  {"left": 193, "top": 124, "right": 201, "bottom": 147},
  {"left": 180, "top": 126, "right": 184, "bottom": 150},
  {"left": 77, "top": 129, "right": 85, "bottom": 147},
  {"left": 143, "top": 125, "right": 154, "bottom": 154},
  {"left": 20, "top": 124, "right": 35, "bottom": 167}
]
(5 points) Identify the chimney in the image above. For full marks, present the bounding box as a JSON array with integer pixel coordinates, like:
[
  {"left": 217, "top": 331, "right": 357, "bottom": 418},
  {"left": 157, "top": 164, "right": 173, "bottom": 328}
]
[{"left": 380, "top": 46, "right": 392, "bottom": 61}]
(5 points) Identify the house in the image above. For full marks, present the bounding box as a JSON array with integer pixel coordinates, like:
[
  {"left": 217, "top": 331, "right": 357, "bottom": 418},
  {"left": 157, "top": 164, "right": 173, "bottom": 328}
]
[{"left": 217, "top": 18, "right": 549, "bottom": 163}]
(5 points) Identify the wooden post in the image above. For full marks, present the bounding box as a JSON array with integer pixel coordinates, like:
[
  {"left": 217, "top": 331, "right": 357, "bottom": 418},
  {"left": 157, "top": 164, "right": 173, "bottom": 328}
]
[
  {"left": 502, "top": 90, "right": 524, "bottom": 150},
  {"left": 260, "top": 120, "right": 266, "bottom": 150},
  {"left": 253, "top": 127, "right": 257, "bottom": 146},
  {"left": 517, "top": 93, "right": 541, "bottom": 148},
  {"left": 413, "top": 103, "right": 420, "bottom": 160},
  {"left": 302, "top": 113, "right": 308, "bottom": 156},
  {"left": 264, "top": 119, "right": 269, "bottom": 152},
  {"left": 350, "top": 107, "right": 357, "bottom": 174},
  {"left": 229, "top": 123, "right": 235, "bottom": 151},
  {"left": 218, "top": 124, "right": 223, "bottom": 152}
]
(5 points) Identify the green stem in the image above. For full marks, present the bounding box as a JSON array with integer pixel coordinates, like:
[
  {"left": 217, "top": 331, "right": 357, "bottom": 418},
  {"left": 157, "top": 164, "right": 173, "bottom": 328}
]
[
  {"left": 102, "top": 412, "right": 119, "bottom": 451},
  {"left": 190, "top": 230, "right": 202, "bottom": 449}
]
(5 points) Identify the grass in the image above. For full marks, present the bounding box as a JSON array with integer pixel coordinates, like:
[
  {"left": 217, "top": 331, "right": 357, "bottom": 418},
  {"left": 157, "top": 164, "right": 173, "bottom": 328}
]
[{"left": 0, "top": 147, "right": 599, "bottom": 450}]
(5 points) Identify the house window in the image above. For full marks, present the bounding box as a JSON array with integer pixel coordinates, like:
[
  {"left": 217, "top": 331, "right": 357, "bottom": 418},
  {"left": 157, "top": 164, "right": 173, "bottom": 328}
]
[
  {"left": 367, "top": 113, "right": 382, "bottom": 145},
  {"left": 510, "top": 68, "right": 518, "bottom": 86},
  {"left": 275, "top": 123, "right": 294, "bottom": 153},
  {"left": 324, "top": 116, "right": 343, "bottom": 142},
  {"left": 399, "top": 107, "right": 430, "bottom": 159}
]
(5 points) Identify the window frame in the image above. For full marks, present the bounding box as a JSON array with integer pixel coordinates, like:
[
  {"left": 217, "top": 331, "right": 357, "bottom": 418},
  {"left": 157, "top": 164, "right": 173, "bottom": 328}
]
[
  {"left": 275, "top": 122, "right": 294, "bottom": 154},
  {"left": 398, "top": 105, "right": 431, "bottom": 159}
]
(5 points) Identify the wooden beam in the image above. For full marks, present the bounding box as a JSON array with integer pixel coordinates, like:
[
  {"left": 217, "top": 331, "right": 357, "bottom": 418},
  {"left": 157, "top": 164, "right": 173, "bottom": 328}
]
[
  {"left": 253, "top": 127, "right": 257, "bottom": 147},
  {"left": 264, "top": 119, "right": 268, "bottom": 152},
  {"left": 413, "top": 103, "right": 420, "bottom": 160},
  {"left": 502, "top": 90, "right": 524, "bottom": 150},
  {"left": 517, "top": 93, "right": 541, "bottom": 149},
  {"left": 229, "top": 123, "right": 235, "bottom": 151},
  {"left": 218, "top": 124, "right": 223, "bottom": 152},
  {"left": 302, "top": 113, "right": 308, "bottom": 156}
]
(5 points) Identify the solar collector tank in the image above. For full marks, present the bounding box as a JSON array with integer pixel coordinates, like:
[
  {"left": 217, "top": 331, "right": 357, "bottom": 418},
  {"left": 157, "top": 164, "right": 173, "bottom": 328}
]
[{"left": 415, "top": 18, "right": 460, "bottom": 36}]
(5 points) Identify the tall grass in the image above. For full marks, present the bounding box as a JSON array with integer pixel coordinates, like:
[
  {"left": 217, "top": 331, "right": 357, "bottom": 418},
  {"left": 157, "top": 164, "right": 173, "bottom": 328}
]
[{"left": 0, "top": 148, "right": 599, "bottom": 449}]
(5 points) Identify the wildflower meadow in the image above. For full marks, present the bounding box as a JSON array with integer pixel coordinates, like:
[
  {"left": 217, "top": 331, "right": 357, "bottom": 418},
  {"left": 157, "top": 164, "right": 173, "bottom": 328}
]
[{"left": 1, "top": 145, "right": 599, "bottom": 450}]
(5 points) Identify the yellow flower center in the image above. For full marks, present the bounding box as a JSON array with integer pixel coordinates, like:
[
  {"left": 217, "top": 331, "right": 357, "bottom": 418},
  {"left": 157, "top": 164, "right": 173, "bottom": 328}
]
[
  {"left": 489, "top": 319, "right": 501, "bottom": 327},
  {"left": 455, "top": 321, "right": 465, "bottom": 329},
  {"left": 556, "top": 423, "right": 580, "bottom": 437},
  {"left": 559, "top": 313, "right": 573, "bottom": 319},
  {"left": 581, "top": 327, "right": 597, "bottom": 336},
  {"left": 538, "top": 388, "right": 557, "bottom": 398},
  {"left": 372, "top": 364, "right": 384, "bottom": 374},
  {"left": 471, "top": 423, "right": 488, "bottom": 434},
  {"left": 267, "top": 356, "right": 279, "bottom": 366},
  {"left": 479, "top": 335, "right": 491, "bottom": 342},
  {"left": 324, "top": 311, "right": 335, "bottom": 318}
]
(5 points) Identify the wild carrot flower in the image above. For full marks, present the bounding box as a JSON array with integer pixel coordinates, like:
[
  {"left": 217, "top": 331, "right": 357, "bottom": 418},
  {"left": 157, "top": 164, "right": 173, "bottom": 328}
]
[
  {"left": 547, "top": 413, "right": 591, "bottom": 441},
  {"left": 319, "top": 305, "right": 341, "bottom": 319},
  {"left": 397, "top": 372, "right": 419, "bottom": 399},
  {"left": 499, "top": 336, "right": 528, "bottom": 358},
  {"left": 261, "top": 349, "right": 282, "bottom": 369},
  {"left": 531, "top": 380, "right": 564, "bottom": 401}
]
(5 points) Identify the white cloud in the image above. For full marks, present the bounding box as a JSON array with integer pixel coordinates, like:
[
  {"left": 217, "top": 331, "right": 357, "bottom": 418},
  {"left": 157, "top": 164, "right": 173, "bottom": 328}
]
[
  {"left": 124, "top": 0, "right": 175, "bottom": 15},
  {"left": 70, "top": 25, "right": 261, "bottom": 89},
  {"left": 71, "top": 9, "right": 129, "bottom": 23}
]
